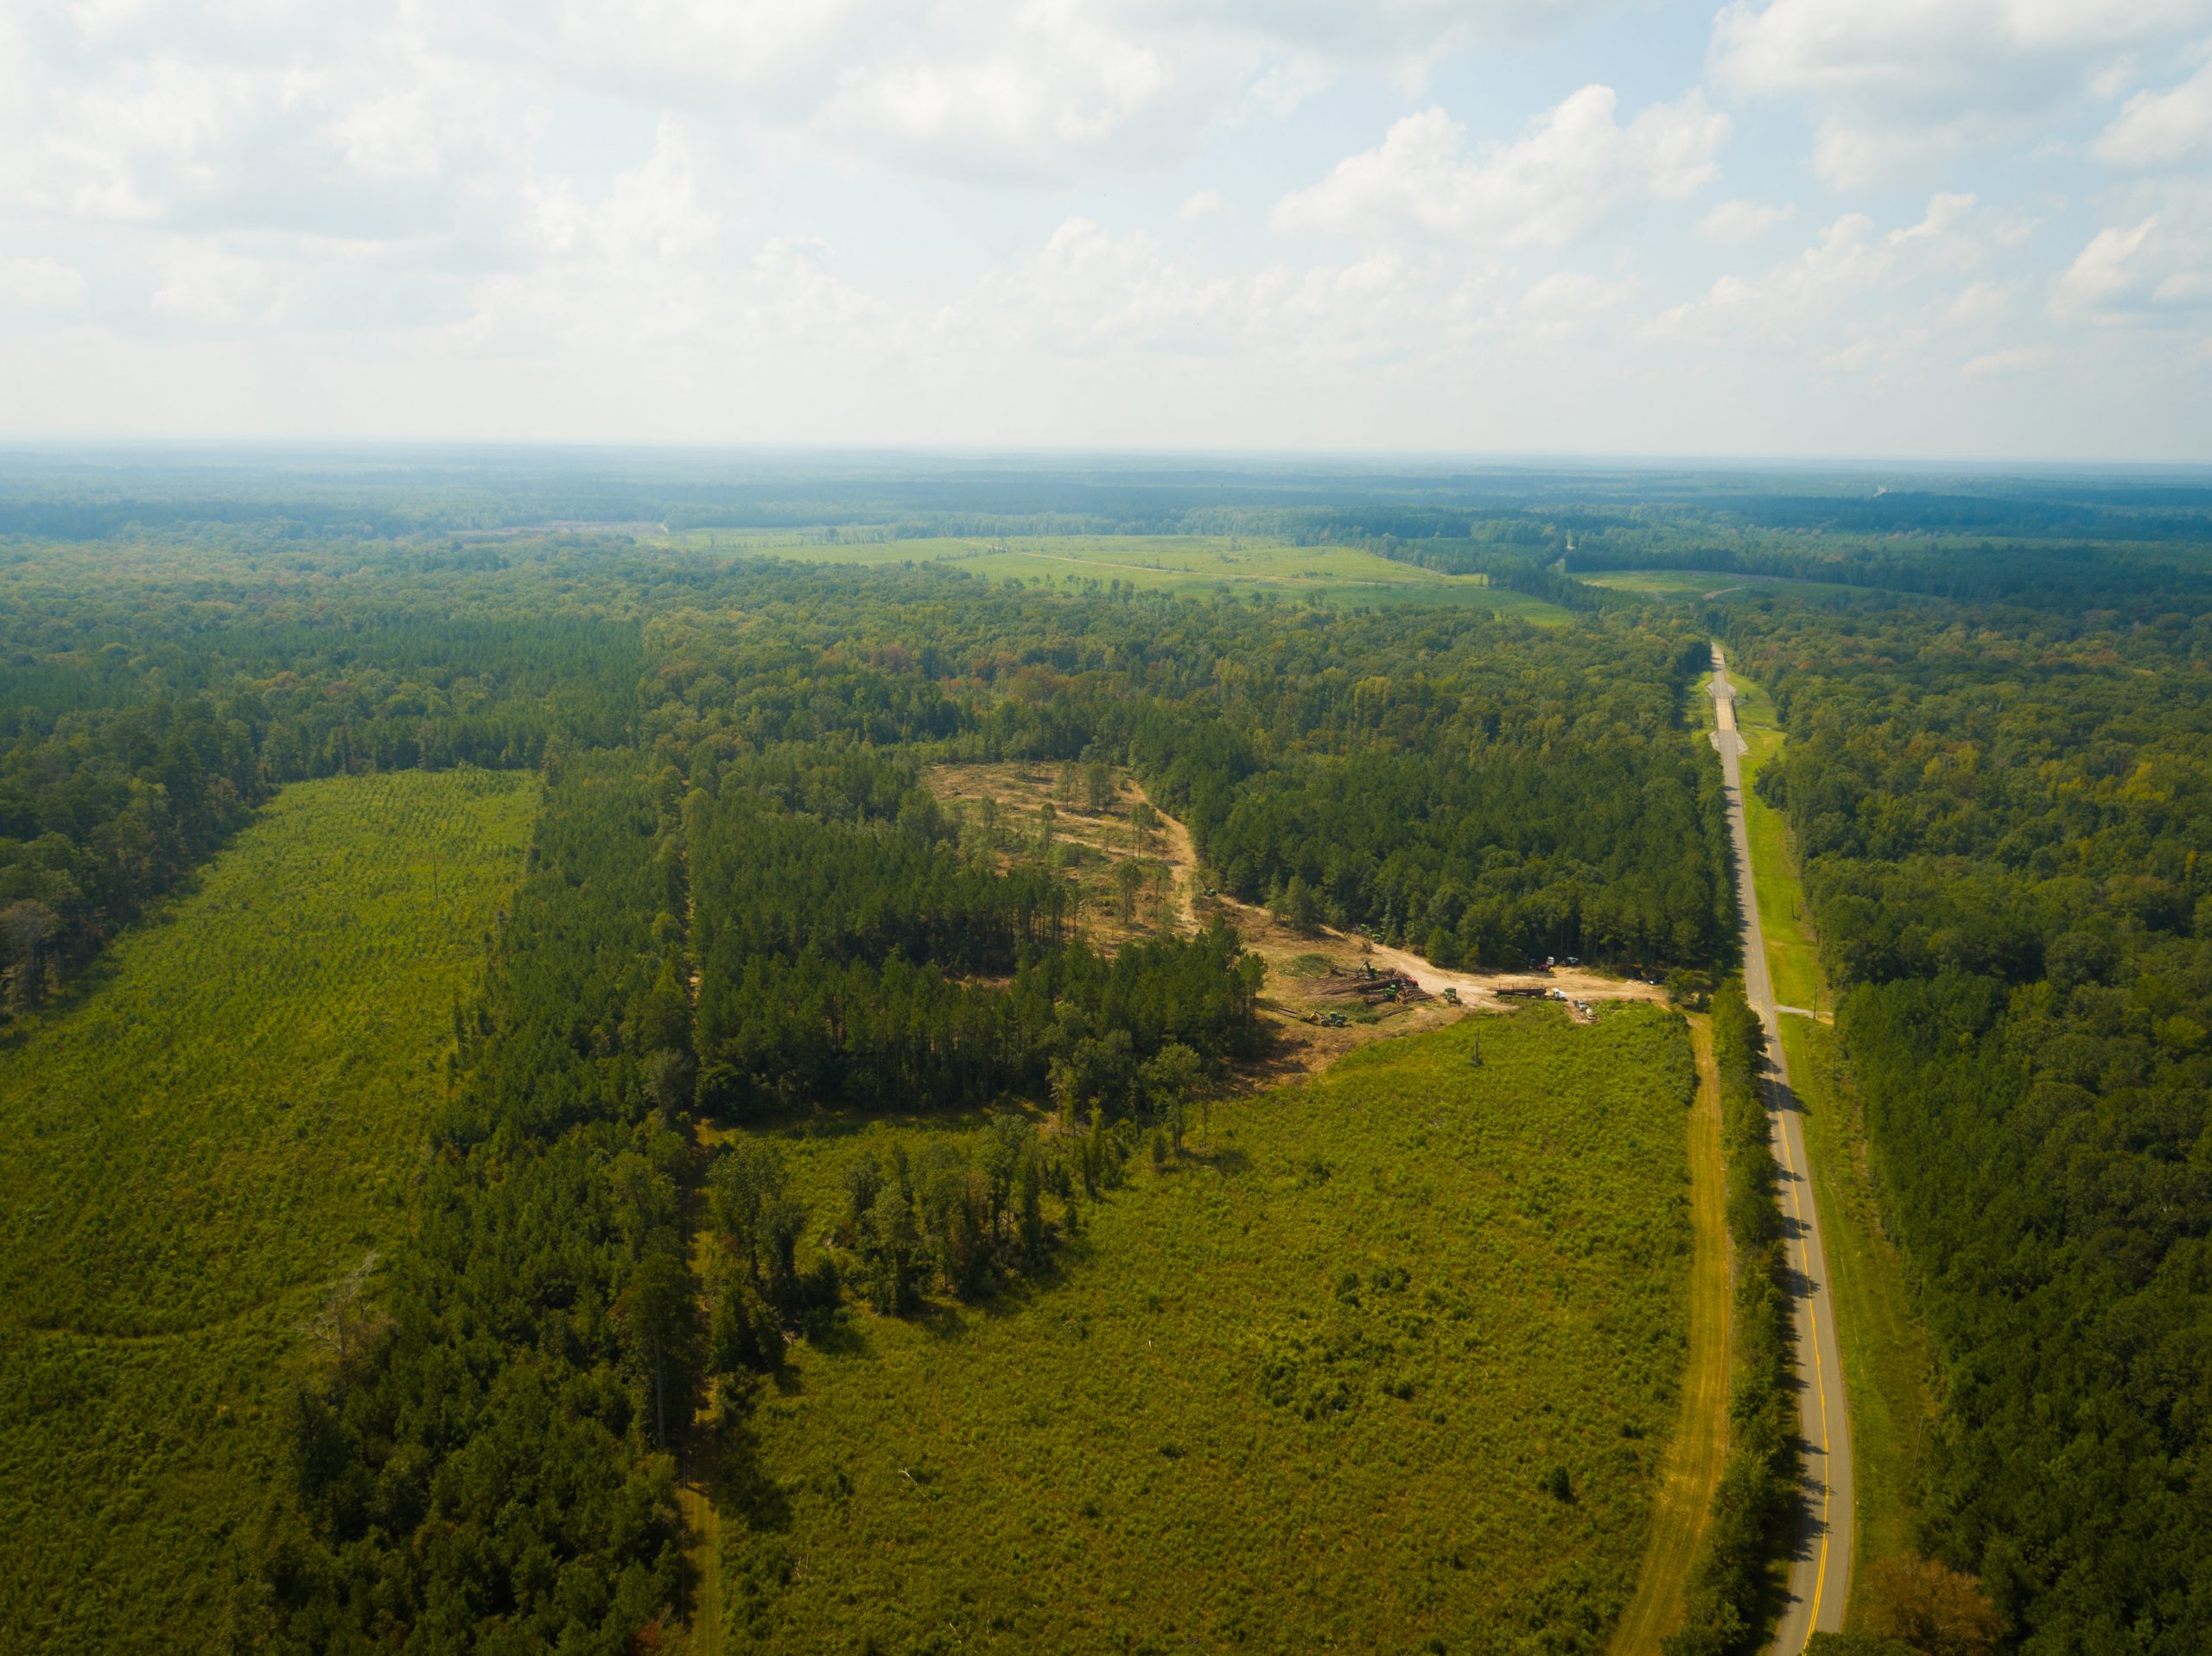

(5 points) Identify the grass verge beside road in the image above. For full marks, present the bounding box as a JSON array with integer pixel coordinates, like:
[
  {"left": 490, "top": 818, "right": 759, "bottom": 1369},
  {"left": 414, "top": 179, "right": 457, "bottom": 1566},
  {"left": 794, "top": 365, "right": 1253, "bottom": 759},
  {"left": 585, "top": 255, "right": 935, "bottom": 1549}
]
[
  {"left": 1730, "top": 682, "right": 1821, "bottom": 1014},
  {"left": 1779, "top": 1018, "right": 1937, "bottom": 1598},
  {"left": 1724, "top": 667, "right": 1939, "bottom": 1624}
]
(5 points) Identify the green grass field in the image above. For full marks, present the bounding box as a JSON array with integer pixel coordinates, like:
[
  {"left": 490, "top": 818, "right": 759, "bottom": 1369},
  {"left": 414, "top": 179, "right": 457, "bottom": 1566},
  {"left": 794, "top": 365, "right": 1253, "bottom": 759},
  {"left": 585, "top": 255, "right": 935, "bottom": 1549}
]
[
  {"left": 713, "top": 1004, "right": 1695, "bottom": 1654},
  {"left": 1720, "top": 667, "right": 1939, "bottom": 1622},
  {"left": 0, "top": 768, "right": 534, "bottom": 1653},
  {"left": 1580, "top": 569, "right": 1876, "bottom": 606},
  {"left": 666, "top": 532, "right": 1573, "bottom": 622}
]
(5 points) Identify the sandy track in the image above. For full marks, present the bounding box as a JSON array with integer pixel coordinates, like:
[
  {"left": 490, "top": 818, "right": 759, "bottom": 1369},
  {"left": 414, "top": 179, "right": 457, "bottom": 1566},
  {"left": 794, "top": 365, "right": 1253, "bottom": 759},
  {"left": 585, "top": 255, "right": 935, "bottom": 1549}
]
[{"left": 1120, "top": 778, "right": 1672, "bottom": 1012}]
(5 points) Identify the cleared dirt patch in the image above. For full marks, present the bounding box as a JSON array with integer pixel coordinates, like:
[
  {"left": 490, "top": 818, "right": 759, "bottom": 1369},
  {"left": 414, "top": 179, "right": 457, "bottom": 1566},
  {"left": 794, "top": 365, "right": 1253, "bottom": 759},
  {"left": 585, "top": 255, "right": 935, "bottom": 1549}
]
[
  {"left": 925, "top": 760, "right": 1186, "bottom": 949},
  {"left": 925, "top": 762, "right": 1670, "bottom": 1082}
]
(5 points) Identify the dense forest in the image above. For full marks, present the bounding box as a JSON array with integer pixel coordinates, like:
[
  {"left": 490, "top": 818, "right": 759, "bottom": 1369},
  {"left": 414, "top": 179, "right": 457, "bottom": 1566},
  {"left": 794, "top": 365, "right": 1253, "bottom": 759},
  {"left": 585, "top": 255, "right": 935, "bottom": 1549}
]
[
  {"left": 1730, "top": 592, "right": 2212, "bottom": 1653},
  {"left": 1, "top": 531, "right": 1731, "bottom": 1024},
  {"left": 9, "top": 455, "right": 2212, "bottom": 1653},
  {"left": 0, "top": 513, "right": 1741, "bottom": 1651}
]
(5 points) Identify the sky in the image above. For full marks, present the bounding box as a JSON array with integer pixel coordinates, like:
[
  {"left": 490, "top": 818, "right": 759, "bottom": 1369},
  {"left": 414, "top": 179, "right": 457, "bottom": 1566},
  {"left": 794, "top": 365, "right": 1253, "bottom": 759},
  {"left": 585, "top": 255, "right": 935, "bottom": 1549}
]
[{"left": 2, "top": 0, "right": 2209, "bottom": 460}]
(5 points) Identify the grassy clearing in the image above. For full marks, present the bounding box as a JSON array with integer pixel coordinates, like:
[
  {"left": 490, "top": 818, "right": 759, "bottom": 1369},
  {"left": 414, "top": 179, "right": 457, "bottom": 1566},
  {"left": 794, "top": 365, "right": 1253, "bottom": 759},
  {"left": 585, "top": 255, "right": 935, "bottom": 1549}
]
[
  {"left": 0, "top": 768, "right": 533, "bottom": 1653},
  {"left": 711, "top": 1003, "right": 1696, "bottom": 1654},
  {"left": 1579, "top": 570, "right": 1879, "bottom": 606},
  {"left": 1609, "top": 1014, "right": 1730, "bottom": 1653},
  {"left": 669, "top": 531, "right": 1573, "bottom": 622},
  {"left": 1724, "top": 666, "right": 1939, "bottom": 1622}
]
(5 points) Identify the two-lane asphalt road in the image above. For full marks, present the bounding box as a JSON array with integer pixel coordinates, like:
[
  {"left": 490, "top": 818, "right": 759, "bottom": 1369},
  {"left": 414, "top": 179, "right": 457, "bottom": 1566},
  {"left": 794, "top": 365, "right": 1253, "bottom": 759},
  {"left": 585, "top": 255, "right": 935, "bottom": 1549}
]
[{"left": 1708, "top": 643, "right": 1853, "bottom": 1653}]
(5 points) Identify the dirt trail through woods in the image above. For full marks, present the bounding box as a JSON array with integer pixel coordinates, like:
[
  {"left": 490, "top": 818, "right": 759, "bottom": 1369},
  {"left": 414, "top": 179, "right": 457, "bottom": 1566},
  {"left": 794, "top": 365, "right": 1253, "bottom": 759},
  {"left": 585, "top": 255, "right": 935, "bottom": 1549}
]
[
  {"left": 1121, "top": 778, "right": 1668, "bottom": 1010},
  {"left": 1609, "top": 1013, "right": 1732, "bottom": 1652},
  {"left": 1130, "top": 779, "right": 1202, "bottom": 929}
]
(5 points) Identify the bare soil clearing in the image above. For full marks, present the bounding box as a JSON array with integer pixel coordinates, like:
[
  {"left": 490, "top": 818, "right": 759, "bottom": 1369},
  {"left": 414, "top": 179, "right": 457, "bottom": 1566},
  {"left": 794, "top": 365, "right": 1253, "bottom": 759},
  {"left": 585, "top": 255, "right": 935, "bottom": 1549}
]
[{"left": 925, "top": 761, "right": 1672, "bottom": 1079}]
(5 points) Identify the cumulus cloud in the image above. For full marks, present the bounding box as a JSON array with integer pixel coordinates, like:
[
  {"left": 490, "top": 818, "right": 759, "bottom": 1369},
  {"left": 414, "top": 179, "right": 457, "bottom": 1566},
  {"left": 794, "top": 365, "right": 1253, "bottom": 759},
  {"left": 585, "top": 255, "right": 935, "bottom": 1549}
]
[
  {"left": 1652, "top": 193, "right": 1999, "bottom": 352},
  {"left": 1961, "top": 344, "right": 2051, "bottom": 376},
  {"left": 0, "top": 254, "right": 89, "bottom": 310},
  {"left": 452, "top": 118, "right": 739, "bottom": 353},
  {"left": 1697, "top": 199, "right": 1792, "bottom": 244},
  {"left": 149, "top": 246, "right": 298, "bottom": 329},
  {"left": 1653, "top": 213, "right": 1891, "bottom": 342},
  {"left": 0, "top": 0, "right": 2205, "bottom": 452},
  {"left": 0, "top": 0, "right": 1647, "bottom": 246},
  {"left": 2094, "top": 58, "right": 2212, "bottom": 168},
  {"left": 936, "top": 216, "right": 1234, "bottom": 353},
  {"left": 1270, "top": 86, "right": 1726, "bottom": 246},
  {"left": 2050, "top": 214, "right": 2212, "bottom": 322},
  {"left": 1710, "top": 0, "right": 2212, "bottom": 187}
]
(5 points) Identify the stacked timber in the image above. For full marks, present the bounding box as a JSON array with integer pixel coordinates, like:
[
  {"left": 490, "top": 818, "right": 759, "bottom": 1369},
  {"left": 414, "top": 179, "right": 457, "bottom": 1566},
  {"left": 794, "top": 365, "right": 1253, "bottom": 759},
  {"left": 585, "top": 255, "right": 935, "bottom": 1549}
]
[{"left": 1313, "top": 968, "right": 1432, "bottom": 1006}]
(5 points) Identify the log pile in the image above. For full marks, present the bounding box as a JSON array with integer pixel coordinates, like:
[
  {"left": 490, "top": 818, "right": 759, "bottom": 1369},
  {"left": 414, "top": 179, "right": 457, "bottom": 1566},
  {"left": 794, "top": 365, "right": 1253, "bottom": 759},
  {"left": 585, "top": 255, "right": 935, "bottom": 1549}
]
[{"left": 1313, "top": 968, "right": 1433, "bottom": 1006}]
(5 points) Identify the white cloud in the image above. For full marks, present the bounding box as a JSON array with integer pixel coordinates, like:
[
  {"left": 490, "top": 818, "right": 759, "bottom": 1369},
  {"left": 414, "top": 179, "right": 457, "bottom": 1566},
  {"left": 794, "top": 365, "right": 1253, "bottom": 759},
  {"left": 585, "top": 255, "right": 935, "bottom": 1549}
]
[
  {"left": 1271, "top": 86, "right": 1726, "bottom": 246},
  {"left": 1653, "top": 193, "right": 1995, "bottom": 348},
  {"left": 1514, "top": 270, "right": 1637, "bottom": 340},
  {"left": 2094, "top": 57, "right": 2212, "bottom": 168},
  {"left": 1522, "top": 270, "right": 1635, "bottom": 311},
  {"left": 1654, "top": 213, "right": 1890, "bottom": 342},
  {"left": 149, "top": 244, "right": 296, "bottom": 328},
  {"left": 0, "top": 0, "right": 1644, "bottom": 239},
  {"left": 0, "top": 0, "right": 2206, "bottom": 454},
  {"left": 1710, "top": 0, "right": 2212, "bottom": 187},
  {"left": 1961, "top": 343, "right": 2051, "bottom": 375},
  {"left": 452, "top": 118, "right": 734, "bottom": 352},
  {"left": 937, "top": 215, "right": 1235, "bottom": 354},
  {"left": 2051, "top": 213, "right": 2212, "bottom": 322},
  {"left": 1943, "top": 278, "right": 2017, "bottom": 326},
  {"left": 500, "top": 0, "right": 1638, "bottom": 182},
  {"left": 2055, "top": 218, "right": 2160, "bottom": 320},
  {"left": 1697, "top": 198, "right": 1792, "bottom": 244},
  {"left": 0, "top": 254, "right": 89, "bottom": 309}
]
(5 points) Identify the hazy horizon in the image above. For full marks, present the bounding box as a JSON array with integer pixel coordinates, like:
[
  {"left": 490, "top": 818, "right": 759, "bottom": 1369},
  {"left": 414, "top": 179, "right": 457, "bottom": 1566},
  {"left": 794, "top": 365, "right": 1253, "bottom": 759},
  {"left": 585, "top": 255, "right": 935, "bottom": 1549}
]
[{"left": 4, "top": 1, "right": 2209, "bottom": 460}]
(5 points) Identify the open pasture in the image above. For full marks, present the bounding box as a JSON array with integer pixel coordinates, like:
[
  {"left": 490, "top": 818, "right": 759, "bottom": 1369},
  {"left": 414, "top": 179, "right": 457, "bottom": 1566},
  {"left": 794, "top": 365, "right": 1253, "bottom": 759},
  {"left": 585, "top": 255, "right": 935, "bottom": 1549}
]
[
  {"left": 0, "top": 768, "right": 533, "bottom": 1652},
  {"left": 713, "top": 1002, "right": 1695, "bottom": 1654},
  {"left": 670, "top": 530, "right": 1573, "bottom": 620},
  {"left": 1579, "top": 568, "right": 1893, "bottom": 606}
]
